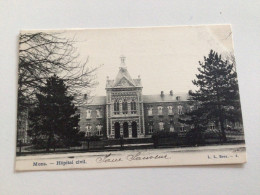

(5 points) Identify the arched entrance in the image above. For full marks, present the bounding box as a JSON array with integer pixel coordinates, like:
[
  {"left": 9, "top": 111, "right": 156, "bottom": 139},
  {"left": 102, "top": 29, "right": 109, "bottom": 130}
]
[
  {"left": 132, "top": 121, "right": 137, "bottom": 138},
  {"left": 123, "top": 122, "right": 129, "bottom": 138},
  {"left": 114, "top": 122, "right": 120, "bottom": 139}
]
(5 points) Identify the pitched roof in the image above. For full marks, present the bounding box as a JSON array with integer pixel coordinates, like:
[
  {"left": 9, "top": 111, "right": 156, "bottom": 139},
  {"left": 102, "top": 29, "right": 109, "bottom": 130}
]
[
  {"left": 106, "top": 78, "right": 142, "bottom": 88},
  {"left": 143, "top": 93, "right": 189, "bottom": 103},
  {"left": 113, "top": 67, "right": 135, "bottom": 87},
  {"left": 85, "top": 96, "right": 106, "bottom": 105},
  {"left": 83, "top": 92, "right": 189, "bottom": 106},
  {"left": 106, "top": 66, "right": 142, "bottom": 88}
]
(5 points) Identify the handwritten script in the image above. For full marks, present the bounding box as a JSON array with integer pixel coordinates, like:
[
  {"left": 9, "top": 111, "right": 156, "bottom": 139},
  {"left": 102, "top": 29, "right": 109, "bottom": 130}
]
[{"left": 96, "top": 152, "right": 170, "bottom": 163}]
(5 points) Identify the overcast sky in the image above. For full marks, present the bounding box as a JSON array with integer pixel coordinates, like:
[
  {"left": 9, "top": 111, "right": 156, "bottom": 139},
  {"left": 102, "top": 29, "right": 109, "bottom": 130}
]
[{"left": 28, "top": 25, "right": 234, "bottom": 96}]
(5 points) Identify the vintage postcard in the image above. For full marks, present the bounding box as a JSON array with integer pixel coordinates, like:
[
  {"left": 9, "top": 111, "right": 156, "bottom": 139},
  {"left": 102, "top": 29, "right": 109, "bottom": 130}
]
[{"left": 16, "top": 25, "right": 246, "bottom": 171}]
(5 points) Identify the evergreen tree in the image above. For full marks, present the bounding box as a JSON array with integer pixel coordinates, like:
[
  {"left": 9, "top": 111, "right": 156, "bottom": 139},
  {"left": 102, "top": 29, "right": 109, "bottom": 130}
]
[
  {"left": 179, "top": 50, "right": 242, "bottom": 142},
  {"left": 29, "top": 75, "right": 84, "bottom": 151}
]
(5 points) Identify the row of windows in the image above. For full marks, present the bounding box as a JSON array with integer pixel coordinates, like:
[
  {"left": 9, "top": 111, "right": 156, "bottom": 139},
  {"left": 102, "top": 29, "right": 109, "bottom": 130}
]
[
  {"left": 85, "top": 124, "right": 103, "bottom": 136},
  {"left": 147, "top": 105, "right": 194, "bottom": 116},
  {"left": 85, "top": 109, "right": 102, "bottom": 119},
  {"left": 148, "top": 122, "right": 186, "bottom": 133},
  {"left": 114, "top": 99, "right": 137, "bottom": 114}
]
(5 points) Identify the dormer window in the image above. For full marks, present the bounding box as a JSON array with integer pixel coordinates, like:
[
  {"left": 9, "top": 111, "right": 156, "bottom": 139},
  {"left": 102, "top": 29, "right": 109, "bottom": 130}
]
[
  {"left": 86, "top": 109, "right": 92, "bottom": 119},
  {"left": 158, "top": 106, "right": 163, "bottom": 115}
]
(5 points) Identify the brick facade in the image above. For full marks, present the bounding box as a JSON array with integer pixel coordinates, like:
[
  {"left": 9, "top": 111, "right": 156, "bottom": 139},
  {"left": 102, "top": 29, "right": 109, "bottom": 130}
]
[{"left": 78, "top": 58, "right": 192, "bottom": 139}]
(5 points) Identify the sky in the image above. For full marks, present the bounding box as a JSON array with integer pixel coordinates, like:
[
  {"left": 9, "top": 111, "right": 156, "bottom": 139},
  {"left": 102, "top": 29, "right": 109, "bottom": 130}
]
[{"left": 25, "top": 25, "right": 234, "bottom": 96}]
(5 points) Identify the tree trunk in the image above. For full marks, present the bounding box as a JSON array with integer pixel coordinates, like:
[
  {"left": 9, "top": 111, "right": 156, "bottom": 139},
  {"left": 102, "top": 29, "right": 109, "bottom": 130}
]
[
  {"left": 46, "top": 132, "right": 52, "bottom": 152},
  {"left": 220, "top": 117, "right": 227, "bottom": 142}
]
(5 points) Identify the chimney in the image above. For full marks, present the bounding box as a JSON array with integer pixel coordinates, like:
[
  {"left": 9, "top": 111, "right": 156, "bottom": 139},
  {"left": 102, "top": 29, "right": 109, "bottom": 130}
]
[
  {"left": 161, "top": 91, "right": 164, "bottom": 97},
  {"left": 170, "top": 90, "right": 173, "bottom": 96},
  {"left": 84, "top": 94, "right": 87, "bottom": 100}
]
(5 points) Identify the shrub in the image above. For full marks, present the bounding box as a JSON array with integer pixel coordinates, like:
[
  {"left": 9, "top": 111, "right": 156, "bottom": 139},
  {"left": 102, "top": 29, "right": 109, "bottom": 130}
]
[
  {"left": 185, "top": 128, "right": 205, "bottom": 146},
  {"left": 86, "top": 135, "right": 101, "bottom": 142},
  {"left": 152, "top": 130, "right": 178, "bottom": 139}
]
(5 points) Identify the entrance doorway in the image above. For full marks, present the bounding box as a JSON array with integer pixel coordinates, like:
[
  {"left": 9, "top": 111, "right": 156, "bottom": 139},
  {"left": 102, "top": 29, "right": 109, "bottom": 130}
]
[
  {"left": 132, "top": 121, "right": 137, "bottom": 138},
  {"left": 114, "top": 122, "right": 120, "bottom": 139},
  {"left": 123, "top": 122, "right": 129, "bottom": 138}
]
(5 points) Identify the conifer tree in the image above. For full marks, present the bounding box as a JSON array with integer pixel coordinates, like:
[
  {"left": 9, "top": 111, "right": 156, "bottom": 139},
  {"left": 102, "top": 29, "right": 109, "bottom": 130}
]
[
  {"left": 29, "top": 75, "right": 84, "bottom": 151},
  {"left": 180, "top": 50, "right": 242, "bottom": 142}
]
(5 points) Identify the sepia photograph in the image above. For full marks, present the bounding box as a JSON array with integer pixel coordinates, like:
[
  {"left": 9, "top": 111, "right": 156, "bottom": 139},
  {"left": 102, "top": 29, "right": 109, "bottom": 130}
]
[{"left": 15, "top": 25, "right": 246, "bottom": 171}]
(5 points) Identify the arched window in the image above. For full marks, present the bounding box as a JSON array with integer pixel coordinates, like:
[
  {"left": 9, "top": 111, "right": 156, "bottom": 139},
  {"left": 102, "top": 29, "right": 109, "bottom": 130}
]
[
  {"left": 131, "top": 99, "right": 137, "bottom": 114},
  {"left": 122, "top": 99, "right": 128, "bottom": 114},
  {"left": 114, "top": 100, "right": 119, "bottom": 115}
]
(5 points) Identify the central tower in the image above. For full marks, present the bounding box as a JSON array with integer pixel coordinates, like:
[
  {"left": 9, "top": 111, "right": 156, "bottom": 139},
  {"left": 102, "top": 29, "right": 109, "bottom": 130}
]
[{"left": 105, "top": 56, "right": 145, "bottom": 139}]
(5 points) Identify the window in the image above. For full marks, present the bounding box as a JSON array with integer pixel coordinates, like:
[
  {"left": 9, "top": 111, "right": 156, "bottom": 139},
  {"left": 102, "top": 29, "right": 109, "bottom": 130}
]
[
  {"left": 114, "top": 100, "right": 120, "bottom": 115},
  {"left": 159, "top": 122, "right": 164, "bottom": 131},
  {"left": 170, "top": 125, "right": 175, "bottom": 132},
  {"left": 131, "top": 99, "right": 137, "bottom": 114},
  {"left": 158, "top": 106, "right": 163, "bottom": 115},
  {"left": 149, "top": 125, "right": 153, "bottom": 133},
  {"left": 122, "top": 99, "right": 128, "bottom": 114},
  {"left": 235, "top": 122, "right": 241, "bottom": 128},
  {"left": 167, "top": 106, "right": 173, "bottom": 115},
  {"left": 169, "top": 119, "right": 174, "bottom": 132},
  {"left": 177, "top": 105, "right": 183, "bottom": 115},
  {"left": 180, "top": 125, "right": 185, "bottom": 132},
  {"left": 148, "top": 107, "right": 153, "bottom": 116},
  {"left": 86, "top": 125, "right": 92, "bottom": 136},
  {"left": 86, "top": 109, "right": 92, "bottom": 119},
  {"left": 96, "top": 124, "right": 103, "bottom": 136},
  {"left": 209, "top": 124, "right": 215, "bottom": 130},
  {"left": 96, "top": 109, "right": 101, "bottom": 118}
]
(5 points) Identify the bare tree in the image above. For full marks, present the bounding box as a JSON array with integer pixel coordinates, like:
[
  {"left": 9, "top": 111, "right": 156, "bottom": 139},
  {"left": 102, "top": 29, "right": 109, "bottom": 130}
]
[{"left": 18, "top": 32, "right": 99, "bottom": 131}]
